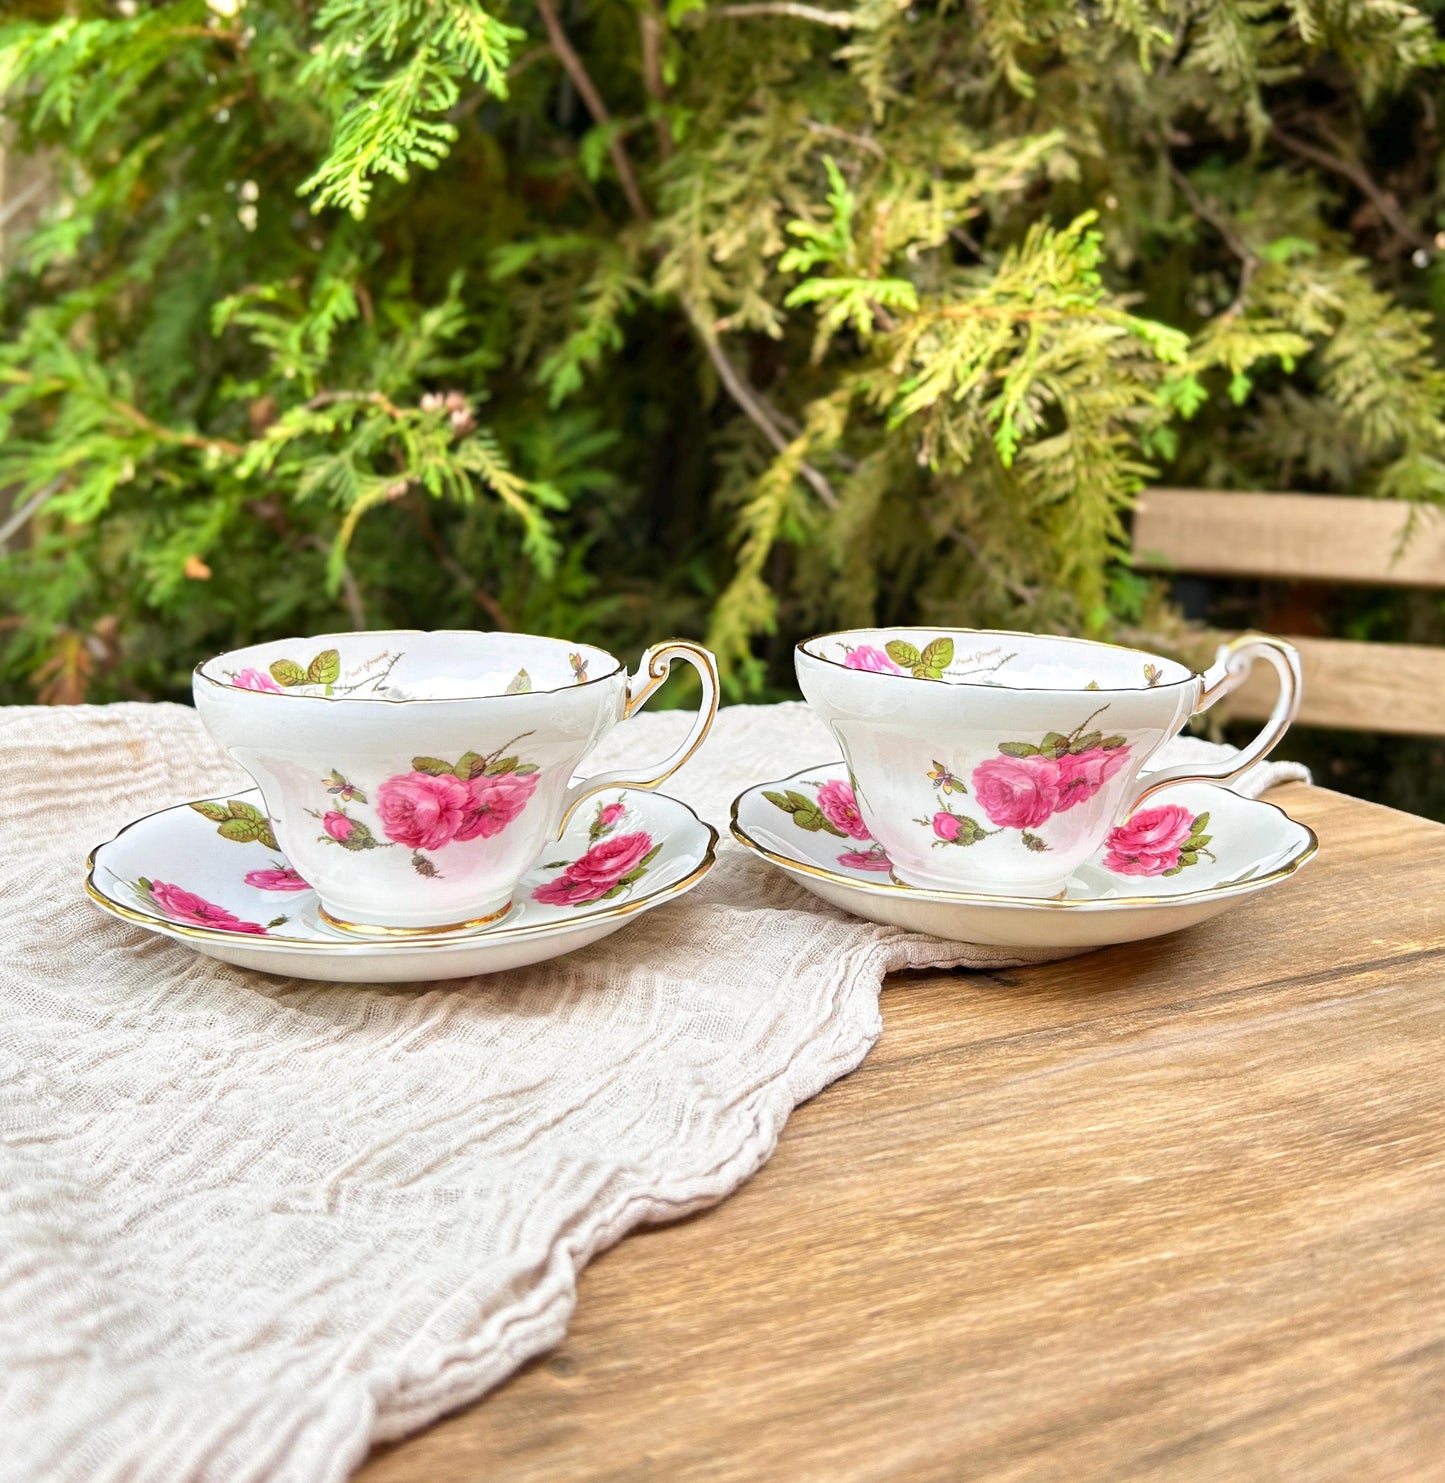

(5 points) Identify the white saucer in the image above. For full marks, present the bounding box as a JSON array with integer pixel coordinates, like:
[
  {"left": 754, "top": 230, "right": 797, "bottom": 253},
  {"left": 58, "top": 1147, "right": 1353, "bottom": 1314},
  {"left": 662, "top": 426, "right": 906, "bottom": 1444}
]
[
  {"left": 88, "top": 786, "right": 716, "bottom": 982},
  {"left": 731, "top": 763, "right": 1316, "bottom": 951}
]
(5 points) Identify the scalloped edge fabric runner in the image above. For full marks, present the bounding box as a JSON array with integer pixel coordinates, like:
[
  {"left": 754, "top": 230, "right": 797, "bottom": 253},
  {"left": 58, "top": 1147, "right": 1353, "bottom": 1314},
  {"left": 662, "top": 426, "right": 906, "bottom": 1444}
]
[{"left": 0, "top": 701, "right": 1306, "bottom": 1483}]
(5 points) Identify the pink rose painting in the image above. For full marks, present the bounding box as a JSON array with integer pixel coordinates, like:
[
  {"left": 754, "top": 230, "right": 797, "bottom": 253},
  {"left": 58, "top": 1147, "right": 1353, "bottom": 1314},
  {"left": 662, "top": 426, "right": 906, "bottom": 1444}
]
[
  {"left": 145, "top": 879, "right": 268, "bottom": 934},
  {"left": 1103, "top": 805, "right": 1200, "bottom": 876},
  {"left": 455, "top": 769, "right": 540, "bottom": 841},
  {"left": 1054, "top": 746, "right": 1132, "bottom": 812},
  {"left": 321, "top": 811, "right": 358, "bottom": 843},
  {"left": 244, "top": 865, "right": 311, "bottom": 892},
  {"left": 838, "top": 847, "right": 893, "bottom": 873},
  {"left": 932, "top": 810, "right": 964, "bottom": 842},
  {"left": 815, "top": 779, "right": 871, "bottom": 840},
  {"left": 971, "top": 753, "right": 1062, "bottom": 830},
  {"left": 598, "top": 801, "right": 627, "bottom": 831},
  {"left": 376, "top": 771, "right": 471, "bottom": 852},
  {"left": 532, "top": 830, "right": 658, "bottom": 907},
  {"left": 233, "top": 668, "right": 282, "bottom": 693},
  {"left": 843, "top": 645, "right": 902, "bottom": 674}
]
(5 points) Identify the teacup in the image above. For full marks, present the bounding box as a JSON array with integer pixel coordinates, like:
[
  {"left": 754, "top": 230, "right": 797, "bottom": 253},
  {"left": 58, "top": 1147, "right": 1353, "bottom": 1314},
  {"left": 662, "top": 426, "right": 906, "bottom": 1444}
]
[
  {"left": 796, "top": 628, "right": 1300, "bottom": 897},
  {"left": 193, "top": 630, "right": 718, "bottom": 933}
]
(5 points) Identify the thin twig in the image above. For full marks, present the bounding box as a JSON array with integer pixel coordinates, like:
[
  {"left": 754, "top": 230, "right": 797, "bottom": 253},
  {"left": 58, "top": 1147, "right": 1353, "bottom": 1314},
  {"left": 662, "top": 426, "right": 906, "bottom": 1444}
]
[
  {"left": 1270, "top": 127, "right": 1431, "bottom": 253},
  {"left": 0, "top": 176, "right": 48, "bottom": 233},
  {"left": 639, "top": 8, "right": 673, "bottom": 161},
  {"left": 534, "top": 0, "right": 651, "bottom": 222},
  {"left": 1167, "top": 159, "right": 1256, "bottom": 312},
  {"left": 684, "top": 306, "right": 839, "bottom": 508},
  {"left": 302, "top": 388, "right": 407, "bottom": 419},
  {"left": 802, "top": 118, "right": 885, "bottom": 159},
  {"left": 693, "top": 3, "right": 860, "bottom": 26},
  {"left": 0, "top": 483, "right": 57, "bottom": 551},
  {"left": 949, "top": 526, "right": 1040, "bottom": 606}
]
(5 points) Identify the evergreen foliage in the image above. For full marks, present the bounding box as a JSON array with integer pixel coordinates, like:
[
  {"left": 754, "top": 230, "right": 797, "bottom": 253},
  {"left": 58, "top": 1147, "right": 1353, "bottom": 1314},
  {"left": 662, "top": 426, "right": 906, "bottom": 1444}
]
[{"left": 2, "top": 0, "right": 1443, "bottom": 702}]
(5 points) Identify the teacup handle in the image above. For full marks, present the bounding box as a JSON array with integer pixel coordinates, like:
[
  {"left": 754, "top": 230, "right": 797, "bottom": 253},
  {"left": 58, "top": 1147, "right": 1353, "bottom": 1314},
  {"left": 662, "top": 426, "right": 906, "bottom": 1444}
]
[
  {"left": 559, "top": 640, "right": 720, "bottom": 828},
  {"left": 1123, "top": 634, "right": 1302, "bottom": 815}
]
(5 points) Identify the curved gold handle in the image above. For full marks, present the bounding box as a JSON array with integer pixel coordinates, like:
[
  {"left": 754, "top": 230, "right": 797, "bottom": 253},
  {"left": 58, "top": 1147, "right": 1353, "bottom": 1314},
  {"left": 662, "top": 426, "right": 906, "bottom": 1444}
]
[
  {"left": 1126, "top": 633, "right": 1302, "bottom": 814},
  {"left": 560, "top": 640, "right": 720, "bottom": 827}
]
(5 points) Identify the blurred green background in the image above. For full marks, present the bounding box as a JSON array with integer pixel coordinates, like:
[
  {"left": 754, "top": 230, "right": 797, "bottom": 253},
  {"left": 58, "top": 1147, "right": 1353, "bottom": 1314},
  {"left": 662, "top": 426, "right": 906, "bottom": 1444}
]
[{"left": 2, "top": 0, "right": 1442, "bottom": 815}]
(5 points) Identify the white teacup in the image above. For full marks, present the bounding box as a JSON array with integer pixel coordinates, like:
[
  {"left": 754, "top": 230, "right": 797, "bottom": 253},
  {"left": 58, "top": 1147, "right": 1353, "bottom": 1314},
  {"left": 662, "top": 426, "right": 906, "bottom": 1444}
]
[
  {"left": 193, "top": 630, "right": 718, "bottom": 932},
  {"left": 796, "top": 628, "right": 1301, "bottom": 897}
]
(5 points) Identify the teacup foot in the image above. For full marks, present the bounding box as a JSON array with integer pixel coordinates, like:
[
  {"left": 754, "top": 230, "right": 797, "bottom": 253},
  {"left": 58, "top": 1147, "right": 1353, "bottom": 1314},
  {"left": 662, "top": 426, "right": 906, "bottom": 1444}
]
[{"left": 317, "top": 901, "right": 514, "bottom": 937}]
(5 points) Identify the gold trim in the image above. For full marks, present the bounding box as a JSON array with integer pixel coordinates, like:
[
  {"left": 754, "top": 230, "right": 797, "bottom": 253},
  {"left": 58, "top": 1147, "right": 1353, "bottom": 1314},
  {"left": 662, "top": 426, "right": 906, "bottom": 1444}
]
[
  {"left": 795, "top": 626, "right": 1206, "bottom": 695},
  {"left": 85, "top": 797, "right": 719, "bottom": 954},
  {"left": 729, "top": 769, "right": 1319, "bottom": 912},
  {"left": 558, "top": 639, "right": 722, "bottom": 831},
  {"left": 193, "top": 628, "right": 626, "bottom": 705},
  {"left": 317, "top": 901, "right": 513, "bottom": 937}
]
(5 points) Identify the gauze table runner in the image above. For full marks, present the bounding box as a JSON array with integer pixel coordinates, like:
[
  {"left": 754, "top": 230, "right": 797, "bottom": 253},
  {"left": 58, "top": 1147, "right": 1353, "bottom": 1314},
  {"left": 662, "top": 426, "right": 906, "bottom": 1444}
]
[{"left": 0, "top": 701, "right": 1307, "bottom": 1482}]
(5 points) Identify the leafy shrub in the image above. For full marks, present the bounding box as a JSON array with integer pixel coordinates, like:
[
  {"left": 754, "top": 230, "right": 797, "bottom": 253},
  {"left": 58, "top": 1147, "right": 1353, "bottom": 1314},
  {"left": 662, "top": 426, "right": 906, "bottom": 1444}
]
[{"left": 2, "top": 0, "right": 1443, "bottom": 704}]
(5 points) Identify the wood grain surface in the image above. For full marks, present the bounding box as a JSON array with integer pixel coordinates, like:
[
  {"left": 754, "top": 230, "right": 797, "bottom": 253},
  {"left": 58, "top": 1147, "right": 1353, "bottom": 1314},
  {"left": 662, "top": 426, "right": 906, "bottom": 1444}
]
[
  {"left": 362, "top": 784, "right": 1445, "bottom": 1482},
  {"left": 1132, "top": 489, "right": 1445, "bottom": 588}
]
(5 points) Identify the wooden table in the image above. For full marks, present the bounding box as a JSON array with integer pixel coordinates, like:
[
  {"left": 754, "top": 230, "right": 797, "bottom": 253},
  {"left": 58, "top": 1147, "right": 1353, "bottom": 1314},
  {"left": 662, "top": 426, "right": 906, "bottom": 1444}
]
[{"left": 362, "top": 784, "right": 1445, "bottom": 1481}]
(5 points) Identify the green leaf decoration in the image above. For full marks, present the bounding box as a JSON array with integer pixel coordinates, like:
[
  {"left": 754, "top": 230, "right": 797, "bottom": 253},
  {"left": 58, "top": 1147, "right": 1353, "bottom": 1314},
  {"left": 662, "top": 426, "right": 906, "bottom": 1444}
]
[
  {"left": 997, "top": 741, "right": 1039, "bottom": 758},
  {"left": 454, "top": 750, "right": 484, "bottom": 779},
  {"left": 1021, "top": 831, "right": 1050, "bottom": 852},
  {"left": 639, "top": 842, "right": 663, "bottom": 866},
  {"left": 1072, "top": 731, "right": 1103, "bottom": 754},
  {"left": 218, "top": 817, "right": 268, "bottom": 844},
  {"left": 227, "top": 799, "right": 268, "bottom": 823},
  {"left": 412, "top": 756, "right": 454, "bottom": 776},
  {"left": 270, "top": 659, "right": 307, "bottom": 687},
  {"left": 514, "top": 763, "right": 540, "bottom": 775},
  {"left": 307, "top": 648, "right": 341, "bottom": 685},
  {"left": 485, "top": 755, "right": 519, "bottom": 775},
  {"left": 1040, "top": 730, "right": 1070, "bottom": 758},
  {"left": 1100, "top": 735, "right": 1129, "bottom": 749},
  {"left": 267, "top": 916, "right": 288, "bottom": 929},
  {"left": 601, "top": 882, "right": 628, "bottom": 900},
  {"left": 505, "top": 668, "right": 533, "bottom": 694},
  {"left": 189, "top": 801, "right": 231, "bottom": 822},
  {"left": 411, "top": 851, "right": 440, "bottom": 877},
  {"left": 1190, "top": 811, "right": 1210, "bottom": 833},
  {"left": 921, "top": 637, "right": 954, "bottom": 672},
  {"left": 953, "top": 814, "right": 990, "bottom": 845},
  {"left": 885, "top": 640, "right": 922, "bottom": 669}
]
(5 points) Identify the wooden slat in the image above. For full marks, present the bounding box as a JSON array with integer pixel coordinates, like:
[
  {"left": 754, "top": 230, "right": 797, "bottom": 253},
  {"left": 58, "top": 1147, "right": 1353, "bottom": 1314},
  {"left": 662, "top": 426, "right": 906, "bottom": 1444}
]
[
  {"left": 1209, "top": 634, "right": 1445, "bottom": 735},
  {"left": 362, "top": 786, "right": 1445, "bottom": 1483},
  {"left": 1134, "top": 489, "right": 1445, "bottom": 588}
]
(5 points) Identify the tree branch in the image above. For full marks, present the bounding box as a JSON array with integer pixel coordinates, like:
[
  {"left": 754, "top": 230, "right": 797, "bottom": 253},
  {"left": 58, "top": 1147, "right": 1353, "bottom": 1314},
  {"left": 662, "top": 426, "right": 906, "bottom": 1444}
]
[
  {"left": 1166, "top": 160, "right": 1256, "bottom": 312},
  {"left": 1270, "top": 127, "right": 1431, "bottom": 253},
  {"left": 639, "top": 7, "right": 673, "bottom": 161},
  {"left": 302, "top": 388, "right": 408, "bottom": 419},
  {"left": 534, "top": 0, "right": 651, "bottom": 222},
  {"left": 683, "top": 304, "right": 839, "bottom": 509},
  {"left": 948, "top": 526, "right": 1040, "bottom": 606},
  {"left": 693, "top": 3, "right": 860, "bottom": 27}
]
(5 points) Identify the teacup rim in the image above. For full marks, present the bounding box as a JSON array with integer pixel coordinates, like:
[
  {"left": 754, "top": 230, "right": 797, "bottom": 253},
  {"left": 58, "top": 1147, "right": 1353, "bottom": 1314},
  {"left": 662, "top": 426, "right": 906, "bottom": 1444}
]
[
  {"left": 194, "top": 628, "right": 627, "bottom": 705},
  {"left": 795, "top": 625, "right": 1199, "bottom": 695}
]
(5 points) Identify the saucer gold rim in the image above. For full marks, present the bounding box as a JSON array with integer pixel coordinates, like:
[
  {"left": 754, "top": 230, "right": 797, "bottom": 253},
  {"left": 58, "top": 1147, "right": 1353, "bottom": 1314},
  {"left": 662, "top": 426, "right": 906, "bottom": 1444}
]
[
  {"left": 730, "top": 765, "right": 1317, "bottom": 912},
  {"left": 85, "top": 791, "right": 718, "bottom": 954}
]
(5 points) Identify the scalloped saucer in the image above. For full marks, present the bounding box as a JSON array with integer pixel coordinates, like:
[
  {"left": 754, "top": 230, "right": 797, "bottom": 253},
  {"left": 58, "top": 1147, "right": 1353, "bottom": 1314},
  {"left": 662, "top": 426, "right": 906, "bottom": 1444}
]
[
  {"left": 731, "top": 762, "right": 1316, "bottom": 951},
  {"left": 87, "top": 786, "right": 716, "bottom": 983}
]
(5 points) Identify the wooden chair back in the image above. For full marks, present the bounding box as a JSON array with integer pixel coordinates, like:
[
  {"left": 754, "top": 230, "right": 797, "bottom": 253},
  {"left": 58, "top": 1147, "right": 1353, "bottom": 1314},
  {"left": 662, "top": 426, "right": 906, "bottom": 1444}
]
[{"left": 1132, "top": 489, "right": 1445, "bottom": 736}]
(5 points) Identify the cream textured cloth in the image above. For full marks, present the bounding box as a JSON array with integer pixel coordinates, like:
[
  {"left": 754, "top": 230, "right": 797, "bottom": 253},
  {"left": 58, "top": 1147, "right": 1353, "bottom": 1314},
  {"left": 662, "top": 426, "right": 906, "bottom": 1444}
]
[{"left": 0, "top": 701, "right": 1307, "bottom": 1482}]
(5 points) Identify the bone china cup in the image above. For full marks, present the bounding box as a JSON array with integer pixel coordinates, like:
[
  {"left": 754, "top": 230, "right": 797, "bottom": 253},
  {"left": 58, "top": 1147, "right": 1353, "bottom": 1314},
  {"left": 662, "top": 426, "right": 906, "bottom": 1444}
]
[
  {"left": 795, "top": 628, "right": 1301, "bottom": 898},
  {"left": 193, "top": 630, "right": 718, "bottom": 933}
]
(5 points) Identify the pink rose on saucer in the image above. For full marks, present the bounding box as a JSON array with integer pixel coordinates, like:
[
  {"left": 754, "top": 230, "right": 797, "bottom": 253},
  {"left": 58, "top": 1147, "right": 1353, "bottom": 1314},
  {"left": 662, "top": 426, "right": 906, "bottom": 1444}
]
[
  {"left": 321, "top": 811, "right": 357, "bottom": 844},
  {"left": 1103, "top": 804, "right": 1195, "bottom": 876},
  {"left": 816, "top": 779, "right": 870, "bottom": 839},
  {"left": 838, "top": 848, "right": 893, "bottom": 872},
  {"left": 971, "top": 753, "right": 1061, "bottom": 830},
  {"left": 1054, "top": 746, "right": 1132, "bottom": 813},
  {"left": 244, "top": 865, "right": 311, "bottom": 891},
  {"left": 148, "top": 880, "right": 267, "bottom": 934},
  {"left": 598, "top": 801, "right": 627, "bottom": 831},
  {"left": 843, "top": 645, "right": 902, "bottom": 674},
  {"left": 233, "top": 668, "right": 282, "bottom": 693},
  {"left": 532, "top": 830, "right": 654, "bottom": 906},
  {"left": 455, "top": 769, "right": 540, "bottom": 841},
  {"left": 376, "top": 771, "right": 470, "bottom": 851}
]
